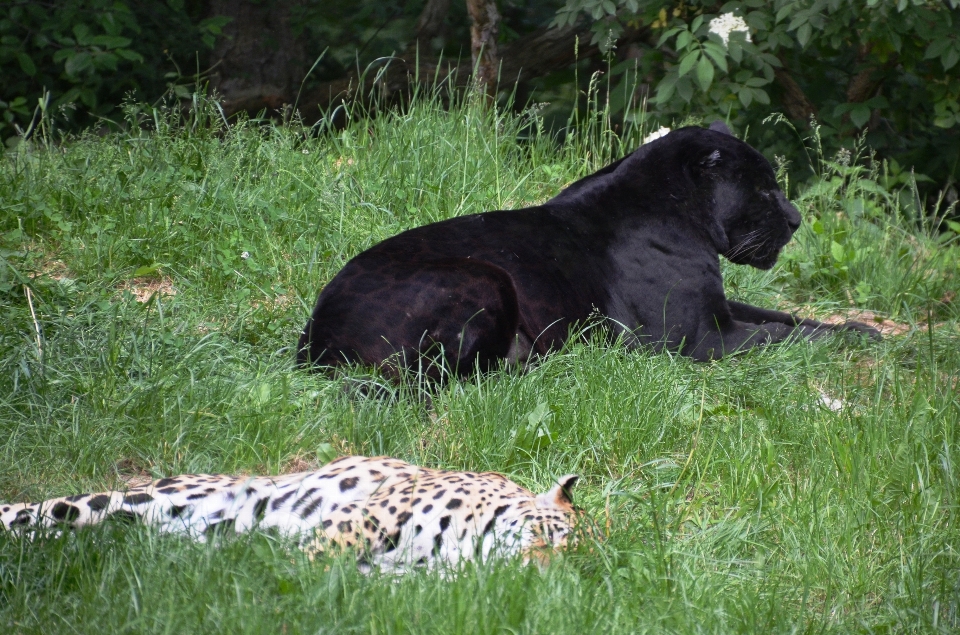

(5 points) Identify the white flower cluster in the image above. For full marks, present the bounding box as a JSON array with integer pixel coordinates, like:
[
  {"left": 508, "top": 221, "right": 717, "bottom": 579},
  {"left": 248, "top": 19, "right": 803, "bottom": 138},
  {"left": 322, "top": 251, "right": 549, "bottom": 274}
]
[
  {"left": 709, "top": 13, "right": 751, "bottom": 47},
  {"left": 642, "top": 127, "right": 672, "bottom": 144}
]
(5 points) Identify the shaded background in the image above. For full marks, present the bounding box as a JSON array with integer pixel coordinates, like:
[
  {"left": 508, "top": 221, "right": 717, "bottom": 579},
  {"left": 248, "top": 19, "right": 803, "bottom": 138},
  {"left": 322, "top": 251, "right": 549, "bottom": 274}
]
[{"left": 2, "top": 0, "right": 958, "bottom": 208}]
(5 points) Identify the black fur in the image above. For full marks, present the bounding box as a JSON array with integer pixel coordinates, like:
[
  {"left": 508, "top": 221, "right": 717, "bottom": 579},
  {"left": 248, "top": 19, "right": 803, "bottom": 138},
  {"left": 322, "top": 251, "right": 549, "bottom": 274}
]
[{"left": 298, "top": 123, "right": 879, "bottom": 377}]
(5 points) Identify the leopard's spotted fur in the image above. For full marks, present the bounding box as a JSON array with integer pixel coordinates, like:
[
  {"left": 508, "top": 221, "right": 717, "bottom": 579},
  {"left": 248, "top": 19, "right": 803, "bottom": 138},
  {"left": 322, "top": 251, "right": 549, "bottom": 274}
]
[{"left": 1, "top": 456, "right": 580, "bottom": 570}]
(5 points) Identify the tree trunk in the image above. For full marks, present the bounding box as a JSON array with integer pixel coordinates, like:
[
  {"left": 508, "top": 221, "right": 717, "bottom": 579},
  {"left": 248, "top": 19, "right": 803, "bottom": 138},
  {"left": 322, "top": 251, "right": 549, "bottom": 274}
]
[
  {"left": 773, "top": 66, "right": 818, "bottom": 122},
  {"left": 414, "top": 0, "right": 451, "bottom": 54},
  {"left": 465, "top": 0, "right": 501, "bottom": 96},
  {"left": 207, "top": 0, "right": 305, "bottom": 117}
]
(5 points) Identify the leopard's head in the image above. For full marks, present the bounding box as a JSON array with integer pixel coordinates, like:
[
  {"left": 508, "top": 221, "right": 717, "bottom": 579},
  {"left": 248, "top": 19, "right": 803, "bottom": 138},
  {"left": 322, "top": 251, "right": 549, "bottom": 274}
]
[{"left": 521, "top": 474, "right": 588, "bottom": 564}]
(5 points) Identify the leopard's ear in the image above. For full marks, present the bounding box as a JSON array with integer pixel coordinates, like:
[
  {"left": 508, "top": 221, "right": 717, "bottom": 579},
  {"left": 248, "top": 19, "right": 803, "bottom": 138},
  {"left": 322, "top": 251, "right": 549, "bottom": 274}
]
[
  {"left": 709, "top": 120, "right": 733, "bottom": 135},
  {"left": 536, "top": 474, "right": 579, "bottom": 509}
]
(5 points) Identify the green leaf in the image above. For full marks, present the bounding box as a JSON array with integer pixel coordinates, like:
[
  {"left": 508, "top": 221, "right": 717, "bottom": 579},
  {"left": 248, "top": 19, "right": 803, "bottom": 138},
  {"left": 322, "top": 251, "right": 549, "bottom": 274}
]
[
  {"left": 696, "top": 55, "right": 714, "bottom": 91},
  {"left": 676, "top": 77, "right": 693, "bottom": 102},
  {"left": 657, "top": 27, "right": 682, "bottom": 47},
  {"left": 797, "top": 23, "right": 812, "bottom": 48},
  {"left": 925, "top": 38, "right": 951, "bottom": 60},
  {"left": 850, "top": 104, "right": 871, "bottom": 128},
  {"left": 199, "top": 14, "right": 232, "bottom": 34},
  {"left": 943, "top": 48, "right": 959, "bottom": 71},
  {"left": 316, "top": 443, "right": 338, "bottom": 465},
  {"left": 72, "top": 23, "right": 92, "bottom": 45},
  {"left": 89, "top": 35, "right": 132, "bottom": 49},
  {"left": 96, "top": 52, "right": 120, "bottom": 72},
  {"left": 52, "top": 49, "right": 73, "bottom": 64},
  {"left": 830, "top": 241, "right": 845, "bottom": 262},
  {"left": 728, "top": 40, "right": 743, "bottom": 63},
  {"left": 738, "top": 87, "right": 753, "bottom": 108},
  {"left": 678, "top": 51, "right": 700, "bottom": 77},
  {"left": 833, "top": 103, "right": 854, "bottom": 117},
  {"left": 58, "top": 87, "right": 82, "bottom": 105},
  {"left": 527, "top": 401, "right": 551, "bottom": 427},
  {"left": 115, "top": 49, "right": 144, "bottom": 63},
  {"left": 753, "top": 88, "right": 770, "bottom": 105},
  {"left": 64, "top": 52, "right": 92, "bottom": 76},
  {"left": 758, "top": 52, "right": 781, "bottom": 67},
  {"left": 133, "top": 264, "right": 161, "bottom": 277},
  {"left": 691, "top": 15, "right": 704, "bottom": 33},
  {"left": 676, "top": 30, "right": 692, "bottom": 50},
  {"left": 656, "top": 75, "right": 678, "bottom": 104},
  {"left": 702, "top": 42, "right": 728, "bottom": 72},
  {"left": 934, "top": 115, "right": 958, "bottom": 128},
  {"left": 16, "top": 52, "right": 36, "bottom": 76}
]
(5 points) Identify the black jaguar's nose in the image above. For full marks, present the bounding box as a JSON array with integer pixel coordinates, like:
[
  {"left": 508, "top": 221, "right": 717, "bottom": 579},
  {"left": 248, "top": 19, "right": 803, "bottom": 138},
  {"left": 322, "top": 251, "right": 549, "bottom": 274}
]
[{"left": 783, "top": 199, "right": 802, "bottom": 232}]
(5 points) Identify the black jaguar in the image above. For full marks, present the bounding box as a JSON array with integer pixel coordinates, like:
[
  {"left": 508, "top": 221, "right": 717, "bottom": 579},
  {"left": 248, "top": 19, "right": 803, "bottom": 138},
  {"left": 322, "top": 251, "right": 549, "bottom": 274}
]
[{"left": 298, "top": 122, "right": 879, "bottom": 377}]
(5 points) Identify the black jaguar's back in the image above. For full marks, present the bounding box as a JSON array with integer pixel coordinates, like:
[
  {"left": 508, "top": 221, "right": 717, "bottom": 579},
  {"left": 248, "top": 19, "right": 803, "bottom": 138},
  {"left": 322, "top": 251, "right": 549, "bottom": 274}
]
[
  {"left": 298, "top": 124, "right": 878, "bottom": 377},
  {"left": 298, "top": 208, "right": 602, "bottom": 374}
]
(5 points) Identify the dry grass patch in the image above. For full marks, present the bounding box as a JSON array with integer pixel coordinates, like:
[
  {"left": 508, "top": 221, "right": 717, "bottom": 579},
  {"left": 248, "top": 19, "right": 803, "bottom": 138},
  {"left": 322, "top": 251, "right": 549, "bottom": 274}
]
[
  {"left": 112, "top": 457, "right": 154, "bottom": 489},
  {"left": 118, "top": 276, "right": 177, "bottom": 303},
  {"left": 821, "top": 310, "right": 913, "bottom": 336}
]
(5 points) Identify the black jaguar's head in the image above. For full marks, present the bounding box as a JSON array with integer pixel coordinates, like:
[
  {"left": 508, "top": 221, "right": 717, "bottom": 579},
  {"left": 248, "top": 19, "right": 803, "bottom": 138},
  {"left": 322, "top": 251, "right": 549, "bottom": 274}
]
[
  {"left": 672, "top": 122, "right": 803, "bottom": 270},
  {"left": 634, "top": 122, "right": 800, "bottom": 269}
]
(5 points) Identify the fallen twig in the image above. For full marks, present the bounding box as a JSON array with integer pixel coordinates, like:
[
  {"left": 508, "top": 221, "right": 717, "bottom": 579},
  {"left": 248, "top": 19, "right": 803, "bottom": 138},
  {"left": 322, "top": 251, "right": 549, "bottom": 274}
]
[{"left": 24, "top": 285, "right": 42, "bottom": 363}]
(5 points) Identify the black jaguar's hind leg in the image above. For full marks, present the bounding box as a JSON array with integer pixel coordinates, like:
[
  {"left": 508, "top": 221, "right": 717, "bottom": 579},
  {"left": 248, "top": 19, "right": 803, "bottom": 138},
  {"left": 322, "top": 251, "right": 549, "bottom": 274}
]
[{"left": 298, "top": 259, "right": 521, "bottom": 380}]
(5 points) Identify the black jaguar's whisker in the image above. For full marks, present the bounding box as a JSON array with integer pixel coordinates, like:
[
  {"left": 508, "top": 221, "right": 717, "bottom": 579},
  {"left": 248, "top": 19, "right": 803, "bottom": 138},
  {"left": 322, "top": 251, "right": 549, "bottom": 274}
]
[
  {"left": 727, "top": 228, "right": 765, "bottom": 257},
  {"left": 728, "top": 227, "right": 775, "bottom": 259}
]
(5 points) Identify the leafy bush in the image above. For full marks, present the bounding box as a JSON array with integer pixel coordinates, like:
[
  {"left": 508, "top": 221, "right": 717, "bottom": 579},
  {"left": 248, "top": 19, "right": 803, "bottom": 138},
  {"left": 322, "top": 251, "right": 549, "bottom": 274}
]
[
  {"left": 554, "top": 0, "right": 960, "bottom": 194},
  {"left": 0, "top": 0, "right": 227, "bottom": 139}
]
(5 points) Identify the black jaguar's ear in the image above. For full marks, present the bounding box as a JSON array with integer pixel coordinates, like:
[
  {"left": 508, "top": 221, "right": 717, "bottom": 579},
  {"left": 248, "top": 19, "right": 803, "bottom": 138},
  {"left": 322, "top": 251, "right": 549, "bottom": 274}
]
[
  {"left": 700, "top": 149, "right": 722, "bottom": 169},
  {"left": 709, "top": 120, "right": 733, "bottom": 135}
]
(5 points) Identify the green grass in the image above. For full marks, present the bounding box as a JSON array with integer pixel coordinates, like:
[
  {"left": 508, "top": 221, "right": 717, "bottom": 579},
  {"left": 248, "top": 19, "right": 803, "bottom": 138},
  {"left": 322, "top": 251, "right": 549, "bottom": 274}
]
[{"left": 0, "top": 93, "right": 958, "bottom": 634}]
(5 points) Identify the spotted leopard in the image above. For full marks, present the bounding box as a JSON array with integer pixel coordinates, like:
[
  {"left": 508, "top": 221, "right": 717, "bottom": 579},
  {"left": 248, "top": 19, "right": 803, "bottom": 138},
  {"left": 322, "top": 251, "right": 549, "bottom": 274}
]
[{"left": 1, "top": 456, "right": 581, "bottom": 570}]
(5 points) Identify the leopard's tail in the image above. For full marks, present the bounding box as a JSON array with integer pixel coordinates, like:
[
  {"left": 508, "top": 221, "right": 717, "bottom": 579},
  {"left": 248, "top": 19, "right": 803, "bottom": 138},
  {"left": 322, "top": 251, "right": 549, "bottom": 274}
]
[
  {"left": 2, "top": 491, "right": 144, "bottom": 530},
  {"left": 1, "top": 473, "right": 264, "bottom": 535}
]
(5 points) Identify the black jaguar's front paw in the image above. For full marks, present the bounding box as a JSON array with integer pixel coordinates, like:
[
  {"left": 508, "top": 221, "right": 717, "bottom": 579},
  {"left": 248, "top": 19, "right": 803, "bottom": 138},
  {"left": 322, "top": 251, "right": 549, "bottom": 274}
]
[{"left": 834, "top": 320, "right": 882, "bottom": 341}]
